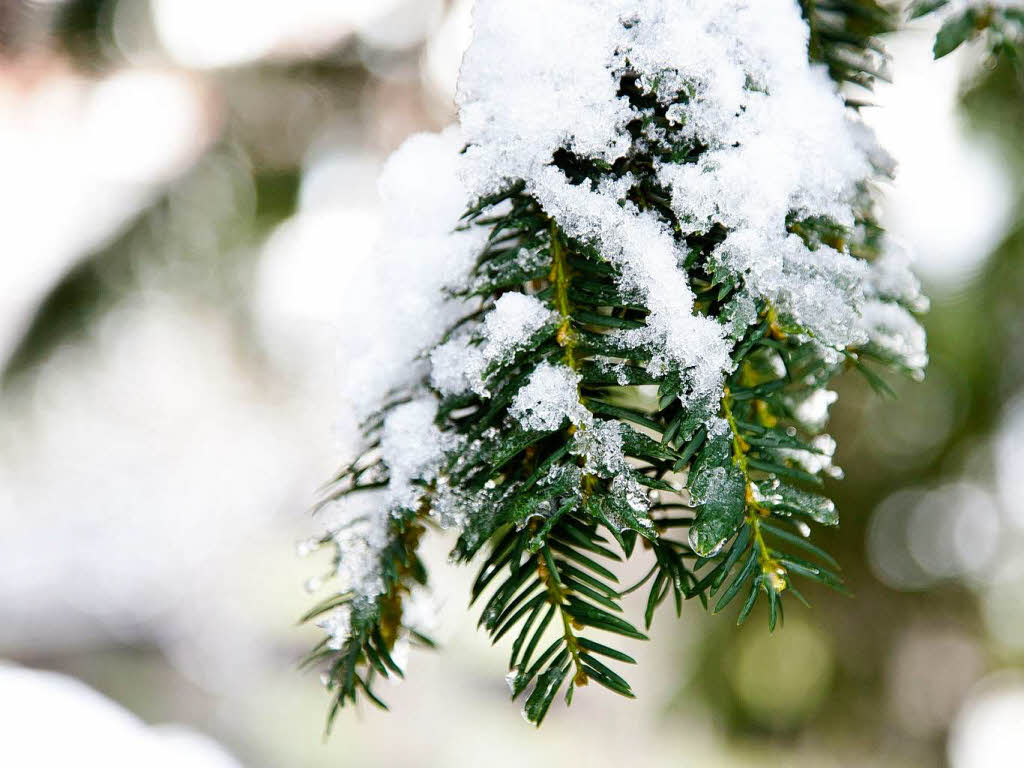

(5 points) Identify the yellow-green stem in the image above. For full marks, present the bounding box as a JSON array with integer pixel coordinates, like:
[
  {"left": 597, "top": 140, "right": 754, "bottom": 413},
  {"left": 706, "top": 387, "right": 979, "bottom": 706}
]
[
  {"left": 549, "top": 221, "right": 578, "bottom": 370},
  {"left": 542, "top": 222, "right": 592, "bottom": 685},
  {"left": 539, "top": 547, "right": 588, "bottom": 685},
  {"left": 722, "top": 387, "right": 786, "bottom": 591}
]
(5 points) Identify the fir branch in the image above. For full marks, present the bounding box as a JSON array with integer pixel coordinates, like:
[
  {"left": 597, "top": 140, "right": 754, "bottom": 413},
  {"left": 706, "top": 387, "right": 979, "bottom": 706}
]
[{"left": 300, "top": 0, "right": 929, "bottom": 730}]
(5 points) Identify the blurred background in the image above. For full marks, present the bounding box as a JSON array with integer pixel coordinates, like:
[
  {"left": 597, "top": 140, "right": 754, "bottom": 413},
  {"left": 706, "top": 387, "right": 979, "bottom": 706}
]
[{"left": 0, "top": 1, "right": 1022, "bottom": 765}]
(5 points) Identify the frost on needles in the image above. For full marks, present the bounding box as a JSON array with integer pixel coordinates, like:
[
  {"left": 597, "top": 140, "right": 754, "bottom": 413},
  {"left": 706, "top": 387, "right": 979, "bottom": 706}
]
[{"left": 301, "top": 0, "right": 928, "bottom": 727}]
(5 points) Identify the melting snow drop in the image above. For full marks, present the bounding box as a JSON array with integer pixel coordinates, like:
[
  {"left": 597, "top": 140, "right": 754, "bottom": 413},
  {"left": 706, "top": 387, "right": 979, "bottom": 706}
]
[
  {"left": 767, "top": 566, "right": 788, "bottom": 592},
  {"left": 689, "top": 526, "right": 727, "bottom": 558},
  {"left": 296, "top": 538, "right": 320, "bottom": 557}
]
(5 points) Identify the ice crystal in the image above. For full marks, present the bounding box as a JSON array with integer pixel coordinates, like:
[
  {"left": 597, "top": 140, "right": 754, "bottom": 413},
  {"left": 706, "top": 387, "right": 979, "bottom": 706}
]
[
  {"left": 431, "top": 293, "right": 556, "bottom": 396},
  {"left": 570, "top": 420, "right": 628, "bottom": 478},
  {"left": 509, "top": 362, "right": 589, "bottom": 432}
]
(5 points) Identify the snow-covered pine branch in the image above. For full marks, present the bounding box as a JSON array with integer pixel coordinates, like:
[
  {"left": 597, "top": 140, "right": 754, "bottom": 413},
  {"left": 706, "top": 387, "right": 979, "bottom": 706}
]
[
  {"left": 910, "top": 0, "right": 1024, "bottom": 59},
  {"left": 301, "top": 0, "right": 927, "bottom": 727}
]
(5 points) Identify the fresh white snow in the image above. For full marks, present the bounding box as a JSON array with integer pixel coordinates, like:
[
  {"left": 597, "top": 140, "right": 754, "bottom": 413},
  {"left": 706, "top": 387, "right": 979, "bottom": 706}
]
[{"left": 312, "top": 0, "right": 928, "bottom": 647}]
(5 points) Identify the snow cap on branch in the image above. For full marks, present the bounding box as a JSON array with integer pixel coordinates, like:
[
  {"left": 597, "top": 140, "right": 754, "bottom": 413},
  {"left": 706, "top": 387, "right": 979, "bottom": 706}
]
[{"left": 456, "top": 0, "right": 897, "bottom": 402}]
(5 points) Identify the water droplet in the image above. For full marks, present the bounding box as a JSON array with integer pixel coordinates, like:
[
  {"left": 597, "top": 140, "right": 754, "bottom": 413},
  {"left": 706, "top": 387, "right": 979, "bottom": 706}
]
[
  {"left": 505, "top": 669, "right": 519, "bottom": 694},
  {"left": 688, "top": 526, "right": 725, "bottom": 557},
  {"left": 794, "top": 521, "right": 811, "bottom": 537},
  {"left": 767, "top": 566, "right": 788, "bottom": 592},
  {"left": 296, "top": 538, "right": 320, "bottom": 557},
  {"left": 304, "top": 576, "right": 323, "bottom": 593},
  {"left": 319, "top": 672, "right": 331, "bottom": 687}
]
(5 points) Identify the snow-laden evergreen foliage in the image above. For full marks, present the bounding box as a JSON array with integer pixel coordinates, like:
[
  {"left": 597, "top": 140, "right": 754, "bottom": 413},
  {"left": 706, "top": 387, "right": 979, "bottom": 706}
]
[
  {"left": 911, "top": 0, "right": 1024, "bottom": 59},
  {"left": 301, "top": 0, "right": 928, "bottom": 727}
]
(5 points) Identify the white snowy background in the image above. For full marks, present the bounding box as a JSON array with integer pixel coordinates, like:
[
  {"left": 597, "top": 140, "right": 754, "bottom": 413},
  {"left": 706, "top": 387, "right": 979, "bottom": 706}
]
[{"left": 1, "top": 1, "right": 1022, "bottom": 766}]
